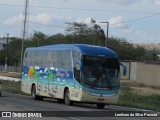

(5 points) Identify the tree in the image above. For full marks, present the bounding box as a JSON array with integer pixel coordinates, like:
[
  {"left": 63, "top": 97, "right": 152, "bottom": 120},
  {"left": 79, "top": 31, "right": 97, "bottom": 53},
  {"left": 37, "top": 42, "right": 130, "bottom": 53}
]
[
  {"left": 7, "top": 37, "right": 22, "bottom": 66},
  {"left": 65, "top": 22, "right": 92, "bottom": 36},
  {"left": 65, "top": 19, "right": 105, "bottom": 45},
  {"left": 90, "top": 18, "right": 106, "bottom": 46},
  {"left": 31, "top": 31, "right": 47, "bottom": 46}
]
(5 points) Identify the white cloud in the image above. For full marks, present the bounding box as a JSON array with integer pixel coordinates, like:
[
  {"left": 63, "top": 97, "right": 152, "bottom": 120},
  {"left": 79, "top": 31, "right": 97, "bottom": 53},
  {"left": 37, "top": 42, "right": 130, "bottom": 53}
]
[
  {"left": 3, "top": 13, "right": 53, "bottom": 25},
  {"left": 3, "top": 14, "right": 23, "bottom": 25},
  {"left": 109, "top": 16, "right": 123, "bottom": 27},
  {"left": 95, "top": 0, "right": 143, "bottom": 5},
  {"left": 53, "top": 14, "right": 72, "bottom": 21},
  {"left": 76, "top": 17, "right": 92, "bottom": 24},
  {"left": 30, "top": 13, "right": 53, "bottom": 24},
  {"left": 154, "top": 0, "right": 160, "bottom": 7}
]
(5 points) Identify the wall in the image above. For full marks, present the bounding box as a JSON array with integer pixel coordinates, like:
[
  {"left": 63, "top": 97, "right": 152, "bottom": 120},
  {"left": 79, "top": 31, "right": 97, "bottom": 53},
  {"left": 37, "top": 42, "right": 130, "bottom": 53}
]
[
  {"left": 135, "top": 62, "right": 160, "bottom": 87},
  {"left": 121, "top": 62, "right": 160, "bottom": 87},
  {"left": 0, "top": 65, "right": 20, "bottom": 72}
]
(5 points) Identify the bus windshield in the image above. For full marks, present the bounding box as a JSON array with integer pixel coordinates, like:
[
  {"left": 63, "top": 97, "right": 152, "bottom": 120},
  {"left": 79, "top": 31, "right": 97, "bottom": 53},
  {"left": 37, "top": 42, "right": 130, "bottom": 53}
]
[{"left": 82, "top": 56, "right": 120, "bottom": 89}]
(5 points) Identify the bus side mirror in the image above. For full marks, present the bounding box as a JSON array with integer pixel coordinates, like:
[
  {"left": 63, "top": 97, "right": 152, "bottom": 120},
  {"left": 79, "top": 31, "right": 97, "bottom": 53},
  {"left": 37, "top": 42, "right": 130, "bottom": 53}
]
[{"left": 120, "top": 63, "right": 126, "bottom": 76}]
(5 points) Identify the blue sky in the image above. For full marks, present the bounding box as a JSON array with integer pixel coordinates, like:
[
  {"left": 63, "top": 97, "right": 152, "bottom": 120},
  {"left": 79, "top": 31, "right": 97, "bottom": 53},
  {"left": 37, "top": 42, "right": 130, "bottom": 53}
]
[{"left": 0, "top": 0, "right": 160, "bottom": 43}]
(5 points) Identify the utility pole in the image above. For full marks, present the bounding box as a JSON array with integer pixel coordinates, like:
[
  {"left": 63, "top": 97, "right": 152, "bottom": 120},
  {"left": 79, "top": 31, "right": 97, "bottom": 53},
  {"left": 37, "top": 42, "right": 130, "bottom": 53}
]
[
  {"left": 5, "top": 33, "right": 9, "bottom": 71},
  {"left": 100, "top": 21, "right": 109, "bottom": 47},
  {"left": 20, "top": 0, "right": 29, "bottom": 73}
]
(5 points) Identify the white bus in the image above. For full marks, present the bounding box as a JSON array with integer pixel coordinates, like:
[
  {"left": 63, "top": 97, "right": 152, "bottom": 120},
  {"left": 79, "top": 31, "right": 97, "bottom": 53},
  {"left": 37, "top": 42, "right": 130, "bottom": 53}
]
[{"left": 21, "top": 44, "right": 126, "bottom": 109}]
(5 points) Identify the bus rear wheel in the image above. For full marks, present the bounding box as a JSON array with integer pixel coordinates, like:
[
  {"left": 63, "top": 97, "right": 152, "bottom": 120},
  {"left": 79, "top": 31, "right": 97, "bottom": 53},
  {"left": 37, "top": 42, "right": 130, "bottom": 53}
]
[
  {"left": 96, "top": 103, "right": 105, "bottom": 109},
  {"left": 64, "top": 89, "right": 73, "bottom": 105},
  {"left": 31, "top": 85, "right": 43, "bottom": 100}
]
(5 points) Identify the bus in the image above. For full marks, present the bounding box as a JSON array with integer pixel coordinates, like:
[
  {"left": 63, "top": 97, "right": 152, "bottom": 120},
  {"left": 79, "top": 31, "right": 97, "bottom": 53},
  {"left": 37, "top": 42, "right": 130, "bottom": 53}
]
[{"left": 21, "top": 44, "right": 126, "bottom": 109}]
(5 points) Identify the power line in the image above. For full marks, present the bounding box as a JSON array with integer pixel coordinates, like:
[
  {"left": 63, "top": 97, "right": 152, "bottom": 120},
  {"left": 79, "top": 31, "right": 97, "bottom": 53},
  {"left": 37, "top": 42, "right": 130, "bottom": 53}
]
[
  {"left": 109, "top": 13, "right": 160, "bottom": 25},
  {"left": 0, "top": 3, "right": 158, "bottom": 14},
  {"left": 31, "top": 12, "right": 160, "bottom": 28},
  {"left": 1, "top": 12, "right": 159, "bottom": 33}
]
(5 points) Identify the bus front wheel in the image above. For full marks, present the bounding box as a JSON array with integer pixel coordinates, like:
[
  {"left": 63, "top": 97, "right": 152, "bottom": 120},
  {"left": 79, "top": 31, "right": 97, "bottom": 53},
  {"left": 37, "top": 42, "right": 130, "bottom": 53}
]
[
  {"left": 64, "top": 89, "right": 73, "bottom": 105},
  {"left": 96, "top": 103, "right": 105, "bottom": 109}
]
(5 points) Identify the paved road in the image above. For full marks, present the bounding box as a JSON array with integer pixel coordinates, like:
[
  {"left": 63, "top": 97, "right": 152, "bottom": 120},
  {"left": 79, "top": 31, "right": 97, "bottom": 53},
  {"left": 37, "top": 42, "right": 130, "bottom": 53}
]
[{"left": 0, "top": 92, "right": 158, "bottom": 120}]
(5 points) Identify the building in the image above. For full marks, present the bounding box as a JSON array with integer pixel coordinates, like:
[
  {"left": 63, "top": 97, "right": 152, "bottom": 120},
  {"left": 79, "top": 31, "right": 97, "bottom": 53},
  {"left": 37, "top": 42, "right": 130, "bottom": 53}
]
[{"left": 0, "top": 38, "right": 7, "bottom": 51}]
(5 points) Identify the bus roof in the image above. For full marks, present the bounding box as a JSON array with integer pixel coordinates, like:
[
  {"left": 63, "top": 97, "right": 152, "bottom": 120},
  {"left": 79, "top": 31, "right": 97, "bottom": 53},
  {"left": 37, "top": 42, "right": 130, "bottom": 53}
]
[{"left": 26, "top": 44, "right": 118, "bottom": 58}]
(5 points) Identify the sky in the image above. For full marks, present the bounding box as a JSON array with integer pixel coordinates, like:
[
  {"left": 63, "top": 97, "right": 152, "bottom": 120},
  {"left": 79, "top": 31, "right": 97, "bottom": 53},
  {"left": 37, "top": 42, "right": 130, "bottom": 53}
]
[{"left": 0, "top": 0, "right": 160, "bottom": 44}]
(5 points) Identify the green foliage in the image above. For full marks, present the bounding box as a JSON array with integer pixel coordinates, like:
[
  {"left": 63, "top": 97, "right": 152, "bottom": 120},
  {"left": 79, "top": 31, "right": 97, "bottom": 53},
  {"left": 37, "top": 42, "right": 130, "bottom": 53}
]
[
  {"left": 7, "top": 37, "right": 22, "bottom": 65},
  {"left": 65, "top": 19, "right": 106, "bottom": 46},
  {"left": 0, "top": 19, "right": 158, "bottom": 65},
  {"left": 108, "top": 37, "right": 146, "bottom": 60},
  {"left": 119, "top": 86, "right": 160, "bottom": 111}
]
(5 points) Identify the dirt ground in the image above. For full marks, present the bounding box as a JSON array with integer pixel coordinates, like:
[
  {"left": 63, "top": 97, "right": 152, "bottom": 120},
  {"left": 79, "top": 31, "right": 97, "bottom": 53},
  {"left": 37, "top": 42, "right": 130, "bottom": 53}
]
[
  {"left": 131, "top": 87, "right": 160, "bottom": 95},
  {"left": 121, "top": 80, "right": 160, "bottom": 95}
]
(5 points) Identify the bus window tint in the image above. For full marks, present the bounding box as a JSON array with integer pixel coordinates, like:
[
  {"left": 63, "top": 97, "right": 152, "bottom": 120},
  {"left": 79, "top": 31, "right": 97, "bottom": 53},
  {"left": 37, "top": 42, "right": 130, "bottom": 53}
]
[{"left": 82, "top": 56, "right": 120, "bottom": 89}]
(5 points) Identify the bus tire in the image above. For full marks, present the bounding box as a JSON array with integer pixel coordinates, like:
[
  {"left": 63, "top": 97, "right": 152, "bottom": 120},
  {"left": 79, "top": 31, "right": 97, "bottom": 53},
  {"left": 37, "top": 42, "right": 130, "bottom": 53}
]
[
  {"left": 57, "top": 99, "right": 64, "bottom": 104},
  {"left": 0, "top": 82, "right": 1, "bottom": 97},
  {"left": 96, "top": 103, "right": 105, "bottom": 109},
  {"left": 64, "top": 89, "right": 73, "bottom": 105},
  {"left": 31, "top": 85, "right": 39, "bottom": 100}
]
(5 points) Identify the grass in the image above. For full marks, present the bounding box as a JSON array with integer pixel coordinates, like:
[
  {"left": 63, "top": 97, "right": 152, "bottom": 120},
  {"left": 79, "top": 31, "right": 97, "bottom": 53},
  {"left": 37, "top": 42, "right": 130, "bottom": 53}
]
[
  {"left": 118, "top": 85, "right": 160, "bottom": 111},
  {"left": 121, "top": 80, "right": 160, "bottom": 89},
  {"left": 0, "top": 80, "right": 28, "bottom": 95},
  {"left": 1, "top": 79, "right": 160, "bottom": 111}
]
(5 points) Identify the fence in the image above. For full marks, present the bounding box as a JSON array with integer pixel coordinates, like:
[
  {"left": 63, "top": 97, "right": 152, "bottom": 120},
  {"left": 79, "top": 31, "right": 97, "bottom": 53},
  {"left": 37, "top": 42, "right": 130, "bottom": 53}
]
[{"left": 0, "top": 65, "right": 20, "bottom": 72}]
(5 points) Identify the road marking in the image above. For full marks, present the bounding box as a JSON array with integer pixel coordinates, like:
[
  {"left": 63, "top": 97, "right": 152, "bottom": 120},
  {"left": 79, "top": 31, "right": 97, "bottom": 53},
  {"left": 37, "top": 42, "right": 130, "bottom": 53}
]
[
  {"left": 23, "top": 108, "right": 34, "bottom": 111},
  {"left": 6, "top": 104, "right": 15, "bottom": 108},
  {"left": 68, "top": 106, "right": 91, "bottom": 111},
  {"left": 69, "top": 117, "right": 82, "bottom": 120}
]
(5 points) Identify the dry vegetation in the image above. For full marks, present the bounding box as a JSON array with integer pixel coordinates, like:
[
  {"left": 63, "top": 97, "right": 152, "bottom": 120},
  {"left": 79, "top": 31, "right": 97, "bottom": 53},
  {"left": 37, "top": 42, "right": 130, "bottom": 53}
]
[{"left": 0, "top": 72, "right": 20, "bottom": 78}]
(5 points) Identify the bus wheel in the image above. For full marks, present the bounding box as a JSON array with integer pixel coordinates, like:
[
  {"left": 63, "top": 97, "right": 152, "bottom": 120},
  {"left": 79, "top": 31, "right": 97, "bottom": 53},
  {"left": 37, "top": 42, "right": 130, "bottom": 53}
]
[
  {"left": 31, "top": 85, "right": 39, "bottom": 100},
  {"left": 0, "top": 81, "right": 1, "bottom": 97},
  {"left": 57, "top": 99, "right": 64, "bottom": 104},
  {"left": 96, "top": 103, "right": 105, "bottom": 109},
  {"left": 64, "top": 89, "right": 73, "bottom": 105}
]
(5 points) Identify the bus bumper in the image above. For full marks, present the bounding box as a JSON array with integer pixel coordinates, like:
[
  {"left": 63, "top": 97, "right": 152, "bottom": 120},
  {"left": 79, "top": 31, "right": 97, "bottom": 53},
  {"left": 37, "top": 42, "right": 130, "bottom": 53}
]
[{"left": 80, "top": 91, "right": 119, "bottom": 104}]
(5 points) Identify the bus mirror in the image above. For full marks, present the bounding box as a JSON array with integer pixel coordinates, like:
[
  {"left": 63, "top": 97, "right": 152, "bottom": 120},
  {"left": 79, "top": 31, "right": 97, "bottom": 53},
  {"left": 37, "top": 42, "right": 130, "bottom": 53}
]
[
  {"left": 76, "top": 63, "right": 80, "bottom": 70},
  {"left": 120, "top": 63, "right": 126, "bottom": 76}
]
